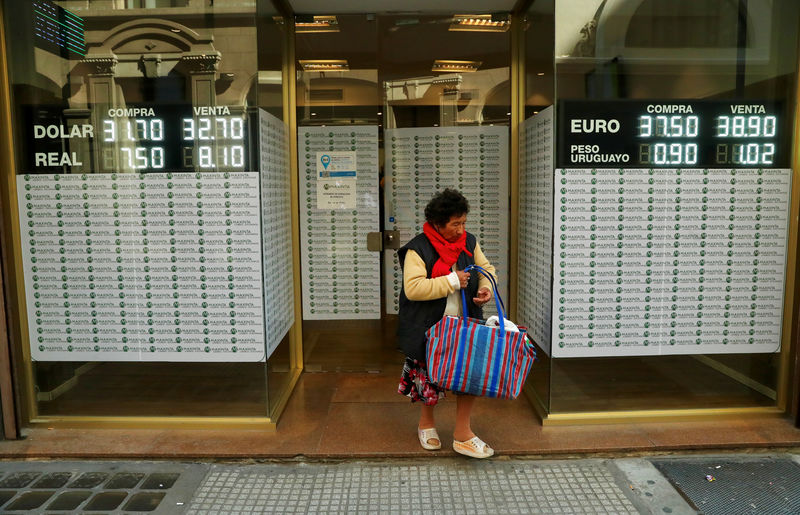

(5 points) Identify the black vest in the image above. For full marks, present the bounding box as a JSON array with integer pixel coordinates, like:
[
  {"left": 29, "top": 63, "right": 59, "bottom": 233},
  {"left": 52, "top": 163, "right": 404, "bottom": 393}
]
[{"left": 396, "top": 232, "right": 482, "bottom": 362}]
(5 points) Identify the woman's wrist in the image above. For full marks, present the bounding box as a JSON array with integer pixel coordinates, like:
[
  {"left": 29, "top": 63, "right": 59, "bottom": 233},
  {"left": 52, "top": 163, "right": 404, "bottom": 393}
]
[{"left": 446, "top": 271, "right": 460, "bottom": 290}]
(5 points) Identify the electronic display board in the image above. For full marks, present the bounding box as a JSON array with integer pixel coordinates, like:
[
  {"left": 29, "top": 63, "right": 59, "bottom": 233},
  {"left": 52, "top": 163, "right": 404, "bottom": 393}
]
[
  {"left": 558, "top": 100, "right": 789, "bottom": 168},
  {"left": 21, "top": 105, "right": 257, "bottom": 173},
  {"left": 33, "top": 0, "right": 86, "bottom": 58},
  {"left": 15, "top": 108, "right": 295, "bottom": 362}
]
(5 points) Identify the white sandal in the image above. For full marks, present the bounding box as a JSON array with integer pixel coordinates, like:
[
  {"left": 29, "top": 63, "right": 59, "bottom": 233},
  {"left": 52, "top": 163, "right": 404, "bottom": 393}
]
[
  {"left": 453, "top": 436, "right": 494, "bottom": 459},
  {"left": 418, "top": 428, "right": 441, "bottom": 450}
]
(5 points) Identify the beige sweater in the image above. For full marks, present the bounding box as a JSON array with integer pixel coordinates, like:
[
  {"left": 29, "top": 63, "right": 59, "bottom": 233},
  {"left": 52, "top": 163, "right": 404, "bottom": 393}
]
[{"left": 403, "top": 242, "right": 496, "bottom": 315}]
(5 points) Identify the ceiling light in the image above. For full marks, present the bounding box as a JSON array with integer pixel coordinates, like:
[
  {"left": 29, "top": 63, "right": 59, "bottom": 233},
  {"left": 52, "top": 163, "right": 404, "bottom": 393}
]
[
  {"left": 432, "top": 76, "right": 463, "bottom": 85},
  {"left": 537, "top": 72, "right": 545, "bottom": 76},
  {"left": 432, "top": 60, "right": 481, "bottom": 73},
  {"left": 299, "top": 59, "right": 349, "bottom": 71},
  {"left": 296, "top": 15, "right": 339, "bottom": 33},
  {"left": 450, "top": 14, "right": 510, "bottom": 32}
]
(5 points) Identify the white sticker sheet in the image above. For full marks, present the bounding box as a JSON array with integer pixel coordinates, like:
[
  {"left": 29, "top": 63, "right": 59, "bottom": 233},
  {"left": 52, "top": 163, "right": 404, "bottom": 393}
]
[
  {"left": 298, "top": 126, "right": 380, "bottom": 319},
  {"left": 259, "top": 110, "right": 294, "bottom": 358},
  {"left": 517, "top": 108, "right": 554, "bottom": 355},
  {"left": 551, "top": 167, "right": 791, "bottom": 357},
  {"left": 384, "top": 126, "right": 510, "bottom": 317},
  {"left": 315, "top": 151, "right": 357, "bottom": 210},
  {"left": 19, "top": 171, "right": 266, "bottom": 362}
]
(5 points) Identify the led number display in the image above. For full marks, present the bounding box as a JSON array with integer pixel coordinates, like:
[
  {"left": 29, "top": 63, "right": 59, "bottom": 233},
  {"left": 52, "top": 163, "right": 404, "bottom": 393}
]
[
  {"left": 182, "top": 116, "right": 246, "bottom": 169},
  {"left": 98, "top": 106, "right": 250, "bottom": 172},
  {"left": 102, "top": 117, "right": 166, "bottom": 169},
  {"left": 20, "top": 105, "right": 254, "bottom": 173},
  {"left": 714, "top": 115, "right": 777, "bottom": 166},
  {"left": 558, "top": 100, "right": 788, "bottom": 168},
  {"left": 636, "top": 114, "right": 699, "bottom": 166},
  {"left": 637, "top": 115, "right": 699, "bottom": 138}
]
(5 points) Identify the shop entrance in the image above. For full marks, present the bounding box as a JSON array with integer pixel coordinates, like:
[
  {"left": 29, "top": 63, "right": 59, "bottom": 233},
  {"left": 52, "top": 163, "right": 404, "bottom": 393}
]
[{"left": 295, "top": 14, "right": 512, "bottom": 373}]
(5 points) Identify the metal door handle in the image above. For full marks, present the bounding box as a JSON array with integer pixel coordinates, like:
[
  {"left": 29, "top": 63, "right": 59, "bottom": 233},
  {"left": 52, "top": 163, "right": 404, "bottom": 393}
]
[
  {"left": 384, "top": 230, "right": 400, "bottom": 249},
  {"left": 366, "top": 230, "right": 401, "bottom": 251}
]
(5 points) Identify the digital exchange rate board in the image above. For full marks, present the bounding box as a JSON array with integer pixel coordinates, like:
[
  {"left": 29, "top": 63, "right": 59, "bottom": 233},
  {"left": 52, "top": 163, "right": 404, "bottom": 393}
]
[
  {"left": 551, "top": 100, "right": 792, "bottom": 358},
  {"left": 558, "top": 100, "right": 790, "bottom": 168},
  {"left": 21, "top": 105, "right": 256, "bottom": 174}
]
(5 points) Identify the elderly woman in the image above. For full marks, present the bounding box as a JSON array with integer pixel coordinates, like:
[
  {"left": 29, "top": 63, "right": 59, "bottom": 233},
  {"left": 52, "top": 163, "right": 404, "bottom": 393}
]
[{"left": 396, "top": 188, "right": 497, "bottom": 459}]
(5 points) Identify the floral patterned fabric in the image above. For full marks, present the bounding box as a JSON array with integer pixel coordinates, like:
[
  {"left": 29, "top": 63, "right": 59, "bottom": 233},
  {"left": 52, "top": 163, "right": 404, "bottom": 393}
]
[{"left": 397, "top": 357, "right": 446, "bottom": 406}]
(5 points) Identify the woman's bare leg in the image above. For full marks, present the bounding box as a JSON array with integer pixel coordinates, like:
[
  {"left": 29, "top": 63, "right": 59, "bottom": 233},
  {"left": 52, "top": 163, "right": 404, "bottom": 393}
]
[
  {"left": 419, "top": 404, "right": 439, "bottom": 446},
  {"left": 453, "top": 395, "right": 476, "bottom": 442}
]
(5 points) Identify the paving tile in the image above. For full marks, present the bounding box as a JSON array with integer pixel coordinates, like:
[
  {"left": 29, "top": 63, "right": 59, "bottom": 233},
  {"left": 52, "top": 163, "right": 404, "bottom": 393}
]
[{"left": 187, "top": 460, "right": 639, "bottom": 514}]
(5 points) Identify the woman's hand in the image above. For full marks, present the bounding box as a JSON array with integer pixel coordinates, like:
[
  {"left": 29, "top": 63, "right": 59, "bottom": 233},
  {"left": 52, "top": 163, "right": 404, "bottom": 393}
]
[
  {"left": 456, "top": 270, "right": 470, "bottom": 289},
  {"left": 473, "top": 287, "right": 491, "bottom": 306}
]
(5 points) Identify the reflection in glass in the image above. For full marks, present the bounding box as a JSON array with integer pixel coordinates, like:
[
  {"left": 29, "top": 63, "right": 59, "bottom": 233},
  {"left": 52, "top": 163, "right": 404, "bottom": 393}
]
[
  {"left": 547, "top": 0, "right": 799, "bottom": 414},
  {"left": 3, "top": 0, "right": 293, "bottom": 419}
]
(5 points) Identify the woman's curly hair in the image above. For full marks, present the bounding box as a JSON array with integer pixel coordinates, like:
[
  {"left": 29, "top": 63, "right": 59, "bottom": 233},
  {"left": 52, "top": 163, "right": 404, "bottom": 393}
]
[{"left": 424, "top": 188, "right": 470, "bottom": 227}]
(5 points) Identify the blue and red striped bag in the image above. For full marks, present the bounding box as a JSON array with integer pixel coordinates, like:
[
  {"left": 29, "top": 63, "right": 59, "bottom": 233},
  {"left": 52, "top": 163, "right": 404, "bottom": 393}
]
[{"left": 425, "top": 265, "right": 536, "bottom": 399}]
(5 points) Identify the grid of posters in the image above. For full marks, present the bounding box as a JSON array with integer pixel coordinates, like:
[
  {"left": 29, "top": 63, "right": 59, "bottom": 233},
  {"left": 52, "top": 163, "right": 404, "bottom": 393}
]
[
  {"left": 298, "top": 126, "right": 380, "bottom": 319},
  {"left": 551, "top": 167, "right": 791, "bottom": 357},
  {"left": 518, "top": 108, "right": 554, "bottom": 354},
  {"left": 384, "top": 127, "right": 510, "bottom": 316},
  {"left": 19, "top": 172, "right": 266, "bottom": 362},
  {"left": 259, "top": 110, "right": 294, "bottom": 357}
]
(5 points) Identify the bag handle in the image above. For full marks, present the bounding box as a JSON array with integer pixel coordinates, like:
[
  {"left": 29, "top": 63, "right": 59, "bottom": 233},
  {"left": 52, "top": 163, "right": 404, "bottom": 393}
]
[
  {"left": 460, "top": 264, "right": 506, "bottom": 342},
  {"left": 466, "top": 264, "right": 505, "bottom": 313}
]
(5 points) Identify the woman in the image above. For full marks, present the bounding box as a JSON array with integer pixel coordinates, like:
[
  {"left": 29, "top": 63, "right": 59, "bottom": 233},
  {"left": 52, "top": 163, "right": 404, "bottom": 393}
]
[{"left": 396, "top": 188, "right": 497, "bottom": 459}]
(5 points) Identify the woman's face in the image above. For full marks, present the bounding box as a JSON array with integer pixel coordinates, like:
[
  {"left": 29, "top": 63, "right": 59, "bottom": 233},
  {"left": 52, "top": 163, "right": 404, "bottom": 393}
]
[{"left": 436, "top": 213, "right": 467, "bottom": 243}]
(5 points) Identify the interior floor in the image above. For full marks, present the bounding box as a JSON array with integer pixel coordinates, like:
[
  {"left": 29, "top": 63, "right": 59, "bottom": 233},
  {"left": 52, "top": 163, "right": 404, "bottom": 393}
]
[
  {"left": 302, "top": 317, "right": 403, "bottom": 374},
  {"left": 35, "top": 316, "right": 776, "bottom": 417}
]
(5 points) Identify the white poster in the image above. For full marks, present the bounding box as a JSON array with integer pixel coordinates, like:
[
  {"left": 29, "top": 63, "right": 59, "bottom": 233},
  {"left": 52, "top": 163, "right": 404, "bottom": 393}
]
[
  {"left": 19, "top": 172, "right": 266, "bottom": 362},
  {"left": 551, "top": 167, "right": 791, "bottom": 357},
  {"left": 383, "top": 126, "right": 510, "bottom": 316},
  {"left": 316, "top": 151, "right": 357, "bottom": 210},
  {"left": 298, "top": 126, "right": 380, "bottom": 320},
  {"left": 259, "top": 109, "right": 294, "bottom": 358},
  {"left": 518, "top": 108, "right": 554, "bottom": 355}
]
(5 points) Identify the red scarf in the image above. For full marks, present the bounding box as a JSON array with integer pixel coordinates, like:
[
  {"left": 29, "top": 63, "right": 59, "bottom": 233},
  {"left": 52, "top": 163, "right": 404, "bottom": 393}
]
[{"left": 423, "top": 222, "right": 472, "bottom": 278}]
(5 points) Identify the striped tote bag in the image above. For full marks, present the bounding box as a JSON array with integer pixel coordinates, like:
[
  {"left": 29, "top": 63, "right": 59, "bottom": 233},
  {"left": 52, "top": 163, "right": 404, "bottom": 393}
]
[{"left": 425, "top": 265, "right": 536, "bottom": 399}]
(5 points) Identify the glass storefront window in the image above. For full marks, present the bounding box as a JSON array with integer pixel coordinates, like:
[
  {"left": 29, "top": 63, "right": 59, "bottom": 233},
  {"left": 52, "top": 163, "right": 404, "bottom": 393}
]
[
  {"left": 1, "top": 0, "right": 296, "bottom": 420},
  {"left": 2, "top": 0, "right": 798, "bottom": 430},
  {"left": 544, "top": 0, "right": 799, "bottom": 414}
]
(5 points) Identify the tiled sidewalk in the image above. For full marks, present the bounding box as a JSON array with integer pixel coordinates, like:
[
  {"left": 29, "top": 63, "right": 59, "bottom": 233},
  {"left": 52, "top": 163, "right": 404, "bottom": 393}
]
[
  {"left": 0, "top": 454, "right": 798, "bottom": 513},
  {"left": 188, "top": 460, "right": 641, "bottom": 514}
]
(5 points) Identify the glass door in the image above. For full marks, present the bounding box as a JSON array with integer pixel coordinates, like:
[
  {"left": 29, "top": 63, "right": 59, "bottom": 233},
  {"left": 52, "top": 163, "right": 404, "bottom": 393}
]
[
  {"left": 296, "top": 15, "right": 387, "bottom": 372},
  {"left": 296, "top": 13, "right": 512, "bottom": 373}
]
